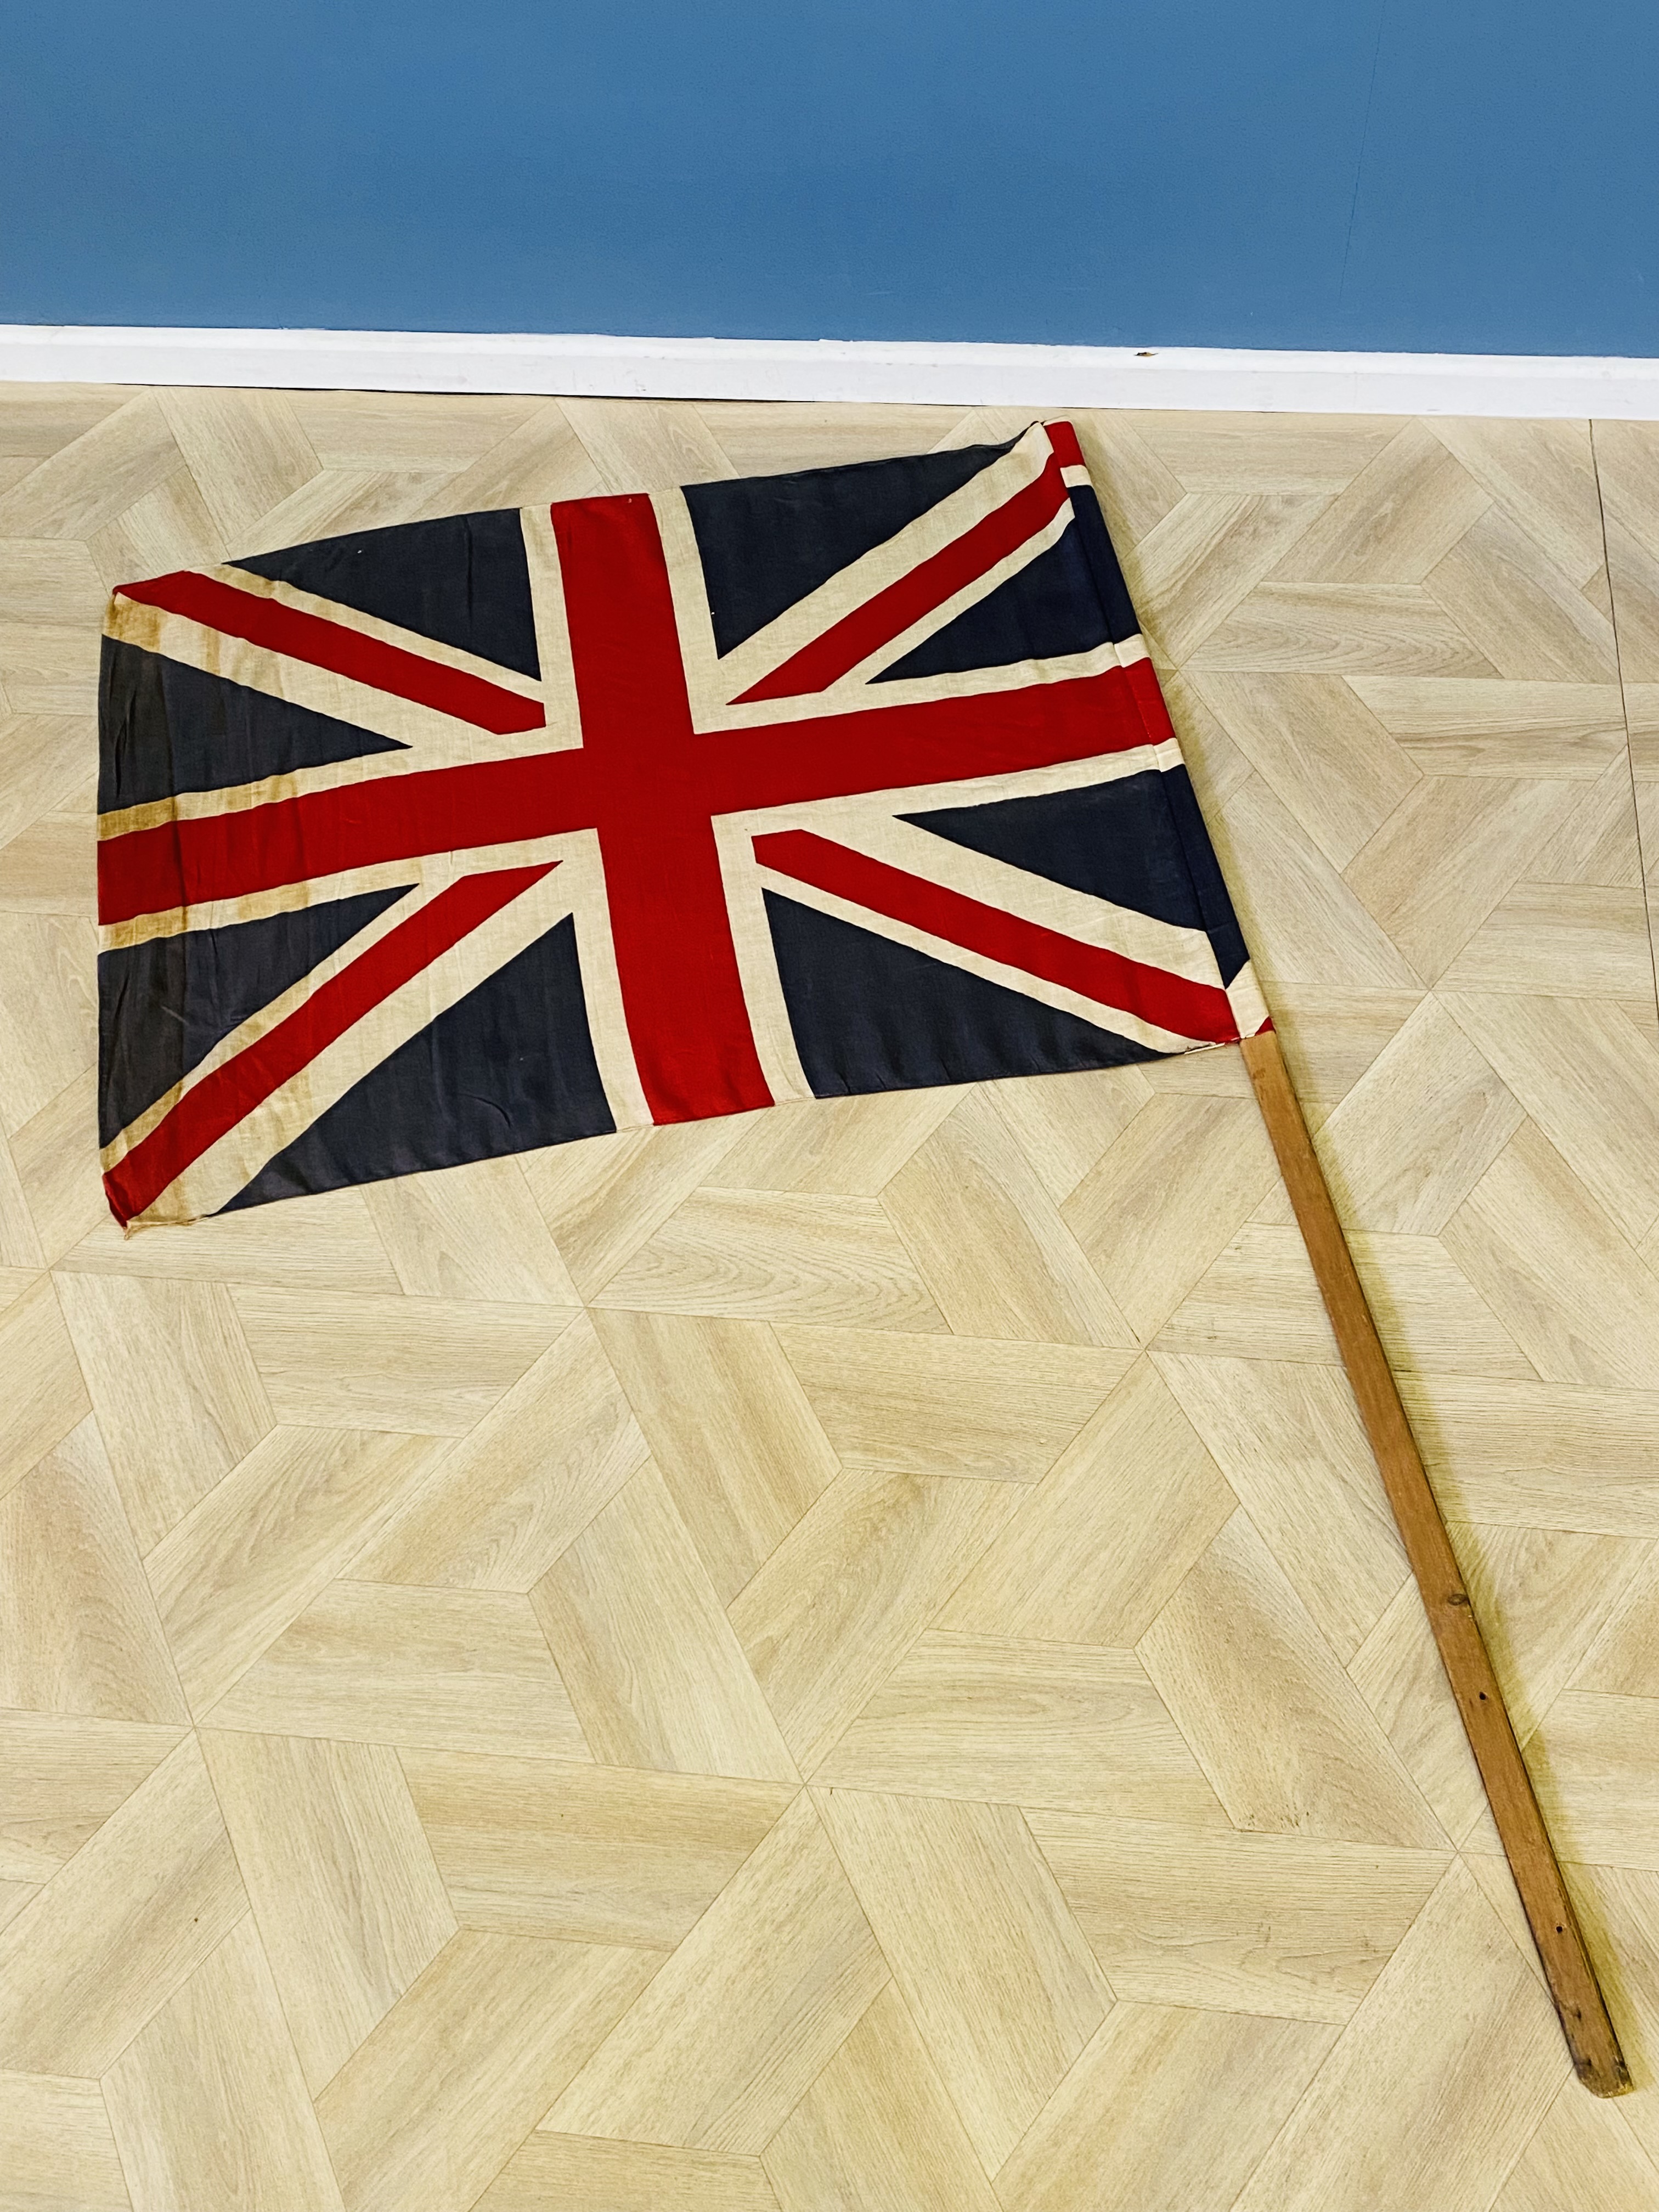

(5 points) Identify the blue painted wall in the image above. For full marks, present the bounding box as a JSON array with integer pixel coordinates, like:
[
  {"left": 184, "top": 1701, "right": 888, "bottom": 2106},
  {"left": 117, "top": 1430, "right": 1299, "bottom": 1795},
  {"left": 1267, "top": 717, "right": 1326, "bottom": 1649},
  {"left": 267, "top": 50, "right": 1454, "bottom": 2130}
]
[{"left": 3, "top": 2, "right": 1654, "bottom": 356}]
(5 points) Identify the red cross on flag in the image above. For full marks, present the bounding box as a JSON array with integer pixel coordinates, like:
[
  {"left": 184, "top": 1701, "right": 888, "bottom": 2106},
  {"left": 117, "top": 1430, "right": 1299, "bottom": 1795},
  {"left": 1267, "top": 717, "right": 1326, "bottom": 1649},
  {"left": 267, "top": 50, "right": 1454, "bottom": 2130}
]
[{"left": 97, "top": 420, "right": 1265, "bottom": 1226}]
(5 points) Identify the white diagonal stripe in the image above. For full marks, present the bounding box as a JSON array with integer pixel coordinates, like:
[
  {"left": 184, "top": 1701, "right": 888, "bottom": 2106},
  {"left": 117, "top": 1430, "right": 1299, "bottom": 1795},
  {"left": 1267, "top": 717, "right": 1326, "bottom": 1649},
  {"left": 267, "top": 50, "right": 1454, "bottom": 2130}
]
[
  {"left": 124, "top": 860, "right": 579, "bottom": 1224},
  {"left": 104, "top": 591, "right": 550, "bottom": 770},
  {"left": 653, "top": 466, "right": 1150, "bottom": 735},
  {"left": 708, "top": 422, "right": 1058, "bottom": 702},
  {"left": 709, "top": 736, "right": 1184, "bottom": 846},
  {"left": 187, "top": 565, "right": 544, "bottom": 701},
  {"left": 103, "top": 837, "right": 577, "bottom": 1168},
  {"left": 751, "top": 860, "right": 1200, "bottom": 1056},
  {"left": 821, "top": 811, "right": 1226, "bottom": 990},
  {"left": 797, "top": 498, "right": 1079, "bottom": 705}
]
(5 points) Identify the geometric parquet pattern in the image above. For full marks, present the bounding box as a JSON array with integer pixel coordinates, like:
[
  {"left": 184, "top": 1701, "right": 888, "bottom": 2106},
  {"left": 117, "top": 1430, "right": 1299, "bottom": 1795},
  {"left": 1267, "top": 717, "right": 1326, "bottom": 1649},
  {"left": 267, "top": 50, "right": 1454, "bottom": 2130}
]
[{"left": 2, "top": 386, "right": 1659, "bottom": 2210}]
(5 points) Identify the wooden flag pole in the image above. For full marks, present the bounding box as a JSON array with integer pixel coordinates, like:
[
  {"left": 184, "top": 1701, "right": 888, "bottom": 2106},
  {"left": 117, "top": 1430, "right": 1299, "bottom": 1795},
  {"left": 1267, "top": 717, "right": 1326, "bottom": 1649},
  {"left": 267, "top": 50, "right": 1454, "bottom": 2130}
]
[{"left": 1238, "top": 1025, "right": 1629, "bottom": 2096}]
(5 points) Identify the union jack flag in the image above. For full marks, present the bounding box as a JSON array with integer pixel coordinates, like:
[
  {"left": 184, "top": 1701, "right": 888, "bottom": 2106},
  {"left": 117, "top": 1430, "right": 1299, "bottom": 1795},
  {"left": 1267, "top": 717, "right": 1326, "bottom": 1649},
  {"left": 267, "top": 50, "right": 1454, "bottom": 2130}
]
[{"left": 97, "top": 420, "right": 1265, "bottom": 1226}]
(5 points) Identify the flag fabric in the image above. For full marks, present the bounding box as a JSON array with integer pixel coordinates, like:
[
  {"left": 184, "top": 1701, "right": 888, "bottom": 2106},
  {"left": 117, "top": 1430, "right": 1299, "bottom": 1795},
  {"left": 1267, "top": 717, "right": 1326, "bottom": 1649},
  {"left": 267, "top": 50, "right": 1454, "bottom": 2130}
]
[{"left": 97, "top": 420, "right": 1266, "bottom": 1227}]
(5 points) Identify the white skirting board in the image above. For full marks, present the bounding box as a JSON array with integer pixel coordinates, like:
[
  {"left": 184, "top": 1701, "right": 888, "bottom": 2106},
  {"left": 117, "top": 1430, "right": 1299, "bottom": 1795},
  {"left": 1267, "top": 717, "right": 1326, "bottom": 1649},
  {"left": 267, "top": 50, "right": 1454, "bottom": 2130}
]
[{"left": 2, "top": 324, "right": 1657, "bottom": 417}]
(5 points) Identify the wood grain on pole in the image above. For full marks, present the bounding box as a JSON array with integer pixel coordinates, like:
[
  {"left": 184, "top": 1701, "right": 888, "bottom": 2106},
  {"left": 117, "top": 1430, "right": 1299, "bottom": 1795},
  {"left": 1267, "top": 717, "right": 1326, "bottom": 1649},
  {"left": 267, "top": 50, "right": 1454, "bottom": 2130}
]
[{"left": 1238, "top": 1024, "right": 1629, "bottom": 2096}]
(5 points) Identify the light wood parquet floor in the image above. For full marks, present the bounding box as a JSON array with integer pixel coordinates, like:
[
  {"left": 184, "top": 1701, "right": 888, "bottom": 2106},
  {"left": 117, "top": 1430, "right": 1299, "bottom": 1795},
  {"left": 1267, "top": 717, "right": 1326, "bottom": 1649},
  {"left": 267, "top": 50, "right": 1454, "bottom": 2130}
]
[{"left": 1, "top": 390, "right": 1658, "bottom": 2211}]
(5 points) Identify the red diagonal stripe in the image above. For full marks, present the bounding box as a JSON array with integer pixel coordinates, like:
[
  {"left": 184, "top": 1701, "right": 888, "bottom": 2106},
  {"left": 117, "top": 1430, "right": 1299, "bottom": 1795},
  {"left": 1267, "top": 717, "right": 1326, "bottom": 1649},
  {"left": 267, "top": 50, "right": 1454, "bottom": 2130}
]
[
  {"left": 104, "top": 862, "right": 555, "bottom": 1223},
  {"left": 116, "top": 571, "right": 547, "bottom": 735},
  {"left": 734, "top": 450, "right": 1071, "bottom": 703},
  {"left": 753, "top": 828, "right": 1239, "bottom": 1046}
]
